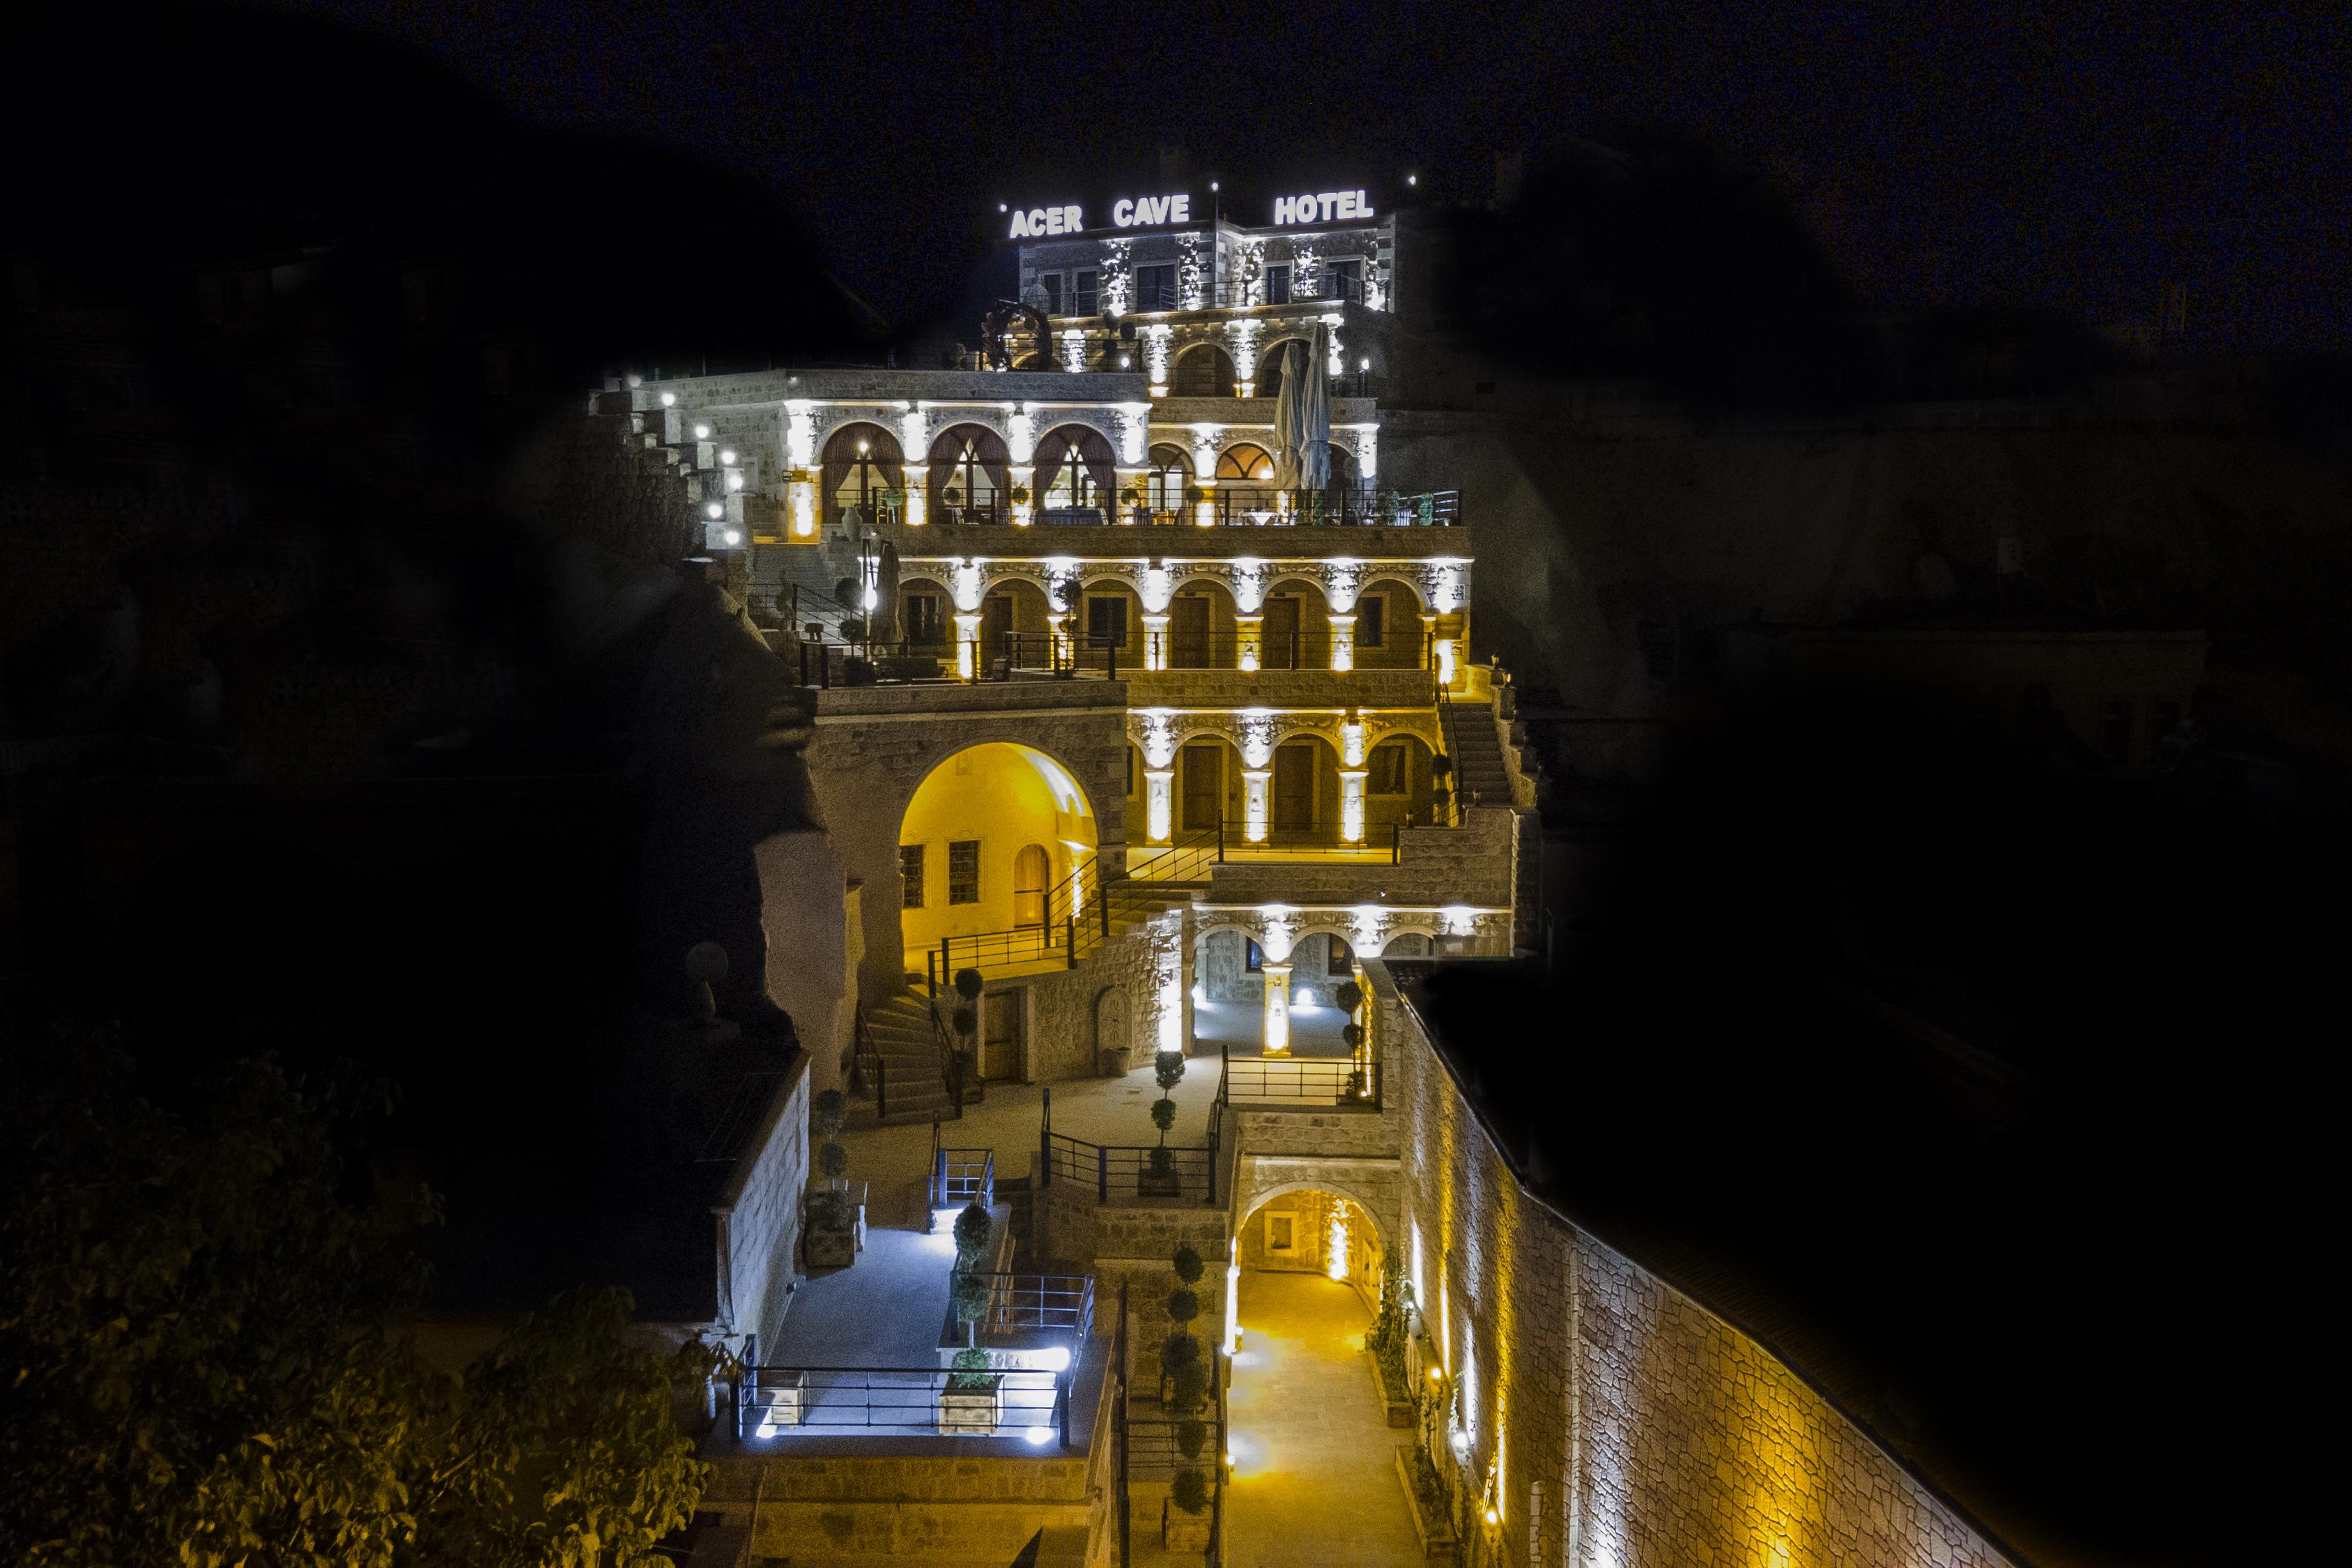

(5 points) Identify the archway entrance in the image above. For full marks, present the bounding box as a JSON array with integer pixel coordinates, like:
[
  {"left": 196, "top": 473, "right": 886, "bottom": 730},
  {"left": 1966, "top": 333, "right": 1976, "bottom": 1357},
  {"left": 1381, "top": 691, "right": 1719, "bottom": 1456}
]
[
  {"left": 898, "top": 741, "right": 1098, "bottom": 988},
  {"left": 1224, "top": 1186, "right": 1418, "bottom": 1563}
]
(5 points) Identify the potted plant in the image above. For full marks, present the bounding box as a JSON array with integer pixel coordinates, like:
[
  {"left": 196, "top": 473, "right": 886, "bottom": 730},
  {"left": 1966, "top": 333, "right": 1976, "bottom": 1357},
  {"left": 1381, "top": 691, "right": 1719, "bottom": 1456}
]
[
  {"left": 1430, "top": 753, "right": 1453, "bottom": 824},
  {"left": 938, "top": 1346, "right": 1003, "bottom": 1434},
  {"left": 952, "top": 967, "right": 985, "bottom": 1097},
  {"left": 1161, "top": 1242, "right": 1214, "bottom": 1548},
  {"left": 802, "top": 1088, "right": 861, "bottom": 1269},
  {"left": 1140, "top": 1048, "right": 1185, "bottom": 1196}
]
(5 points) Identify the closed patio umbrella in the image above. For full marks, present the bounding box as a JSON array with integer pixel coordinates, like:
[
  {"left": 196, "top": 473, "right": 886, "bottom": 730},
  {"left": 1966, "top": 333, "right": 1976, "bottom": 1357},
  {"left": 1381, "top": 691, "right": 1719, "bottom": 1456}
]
[
  {"left": 1272, "top": 337, "right": 1304, "bottom": 491},
  {"left": 1298, "top": 321, "right": 1332, "bottom": 491}
]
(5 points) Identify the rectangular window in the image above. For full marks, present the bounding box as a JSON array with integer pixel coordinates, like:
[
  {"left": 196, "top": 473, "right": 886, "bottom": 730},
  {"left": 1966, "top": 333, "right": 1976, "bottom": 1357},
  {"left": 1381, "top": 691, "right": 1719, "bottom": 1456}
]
[
  {"left": 1245, "top": 937, "right": 1263, "bottom": 973},
  {"left": 1085, "top": 594, "right": 1128, "bottom": 649},
  {"left": 1265, "top": 1211, "right": 1298, "bottom": 1254},
  {"left": 905, "top": 591, "right": 945, "bottom": 646},
  {"left": 1075, "top": 269, "right": 1099, "bottom": 315},
  {"left": 948, "top": 840, "right": 981, "bottom": 905},
  {"left": 1359, "top": 592, "right": 1386, "bottom": 648},
  {"left": 1369, "top": 742, "right": 1408, "bottom": 795},
  {"left": 1137, "top": 263, "right": 1177, "bottom": 312},
  {"left": 1266, "top": 263, "right": 1292, "bottom": 305},
  {"left": 1329, "top": 258, "right": 1364, "bottom": 302},
  {"left": 899, "top": 844, "right": 925, "bottom": 909},
  {"left": 1327, "top": 937, "right": 1353, "bottom": 978},
  {"left": 1040, "top": 272, "right": 1063, "bottom": 315}
]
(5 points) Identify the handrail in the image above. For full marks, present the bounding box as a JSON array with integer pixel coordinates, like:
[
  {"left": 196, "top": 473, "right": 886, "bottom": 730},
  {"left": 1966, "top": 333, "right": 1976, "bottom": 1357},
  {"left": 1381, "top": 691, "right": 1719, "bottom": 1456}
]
[
  {"left": 928, "top": 992, "right": 967, "bottom": 1116},
  {"left": 850, "top": 1003, "right": 888, "bottom": 1119},
  {"left": 737, "top": 1364, "right": 1069, "bottom": 1440},
  {"left": 935, "top": 822, "right": 1223, "bottom": 984},
  {"left": 1434, "top": 671, "right": 1463, "bottom": 827}
]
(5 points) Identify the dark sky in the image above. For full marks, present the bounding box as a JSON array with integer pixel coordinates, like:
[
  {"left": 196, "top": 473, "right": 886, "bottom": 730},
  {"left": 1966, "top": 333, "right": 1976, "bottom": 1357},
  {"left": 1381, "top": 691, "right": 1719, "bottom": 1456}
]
[{"left": 247, "top": 0, "right": 2350, "bottom": 351}]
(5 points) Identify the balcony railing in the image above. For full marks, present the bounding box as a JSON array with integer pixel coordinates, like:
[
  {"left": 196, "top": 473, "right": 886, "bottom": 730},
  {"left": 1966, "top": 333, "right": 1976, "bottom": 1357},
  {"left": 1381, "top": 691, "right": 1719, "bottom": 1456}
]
[
  {"left": 872, "top": 488, "right": 1459, "bottom": 529},
  {"left": 735, "top": 1365, "right": 1070, "bottom": 1440},
  {"left": 1224, "top": 1055, "right": 1378, "bottom": 1107},
  {"left": 976, "top": 1273, "right": 1097, "bottom": 1340}
]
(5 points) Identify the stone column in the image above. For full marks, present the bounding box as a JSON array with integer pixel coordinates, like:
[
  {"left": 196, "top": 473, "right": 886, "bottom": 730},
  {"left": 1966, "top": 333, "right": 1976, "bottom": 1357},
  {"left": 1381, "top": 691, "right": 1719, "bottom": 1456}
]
[
  {"left": 1243, "top": 769, "right": 1270, "bottom": 843},
  {"left": 955, "top": 612, "right": 982, "bottom": 681},
  {"left": 1329, "top": 612, "right": 1356, "bottom": 672},
  {"left": 1339, "top": 769, "right": 1367, "bottom": 844},
  {"left": 1146, "top": 769, "right": 1174, "bottom": 844},
  {"left": 1261, "top": 960, "right": 1292, "bottom": 1055},
  {"left": 1236, "top": 615, "right": 1263, "bottom": 672},
  {"left": 1047, "top": 613, "right": 1070, "bottom": 669},
  {"left": 1142, "top": 613, "right": 1170, "bottom": 671}
]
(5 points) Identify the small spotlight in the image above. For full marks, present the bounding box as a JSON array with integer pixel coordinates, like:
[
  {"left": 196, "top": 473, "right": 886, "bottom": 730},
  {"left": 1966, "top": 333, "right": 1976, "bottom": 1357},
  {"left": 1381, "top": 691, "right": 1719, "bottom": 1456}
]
[
  {"left": 723, "top": 529, "right": 742, "bottom": 546},
  {"left": 857, "top": 439, "right": 870, "bottom": 454},
  {"left": 1039, "top": 1346, "right": 1072, "bottom": 1372},
  {"left": 719, "top": 449, "right": 737, "bottom": 466},
  {"left": 1429, "top": 1367, "right": 1443, "bottom": 1383},
  {"left": 1024, "top": 1424, "right": 1053, "bottom": 1446},
  {"left": 1210, "top": 180, "right": 1220, "bottom": 192},
  {"left": 625, "top": 373, "right": 642, "bottom": 388},
  {"left": 1484, "top": 1507, "right": 1500, "bottom": 1525},
  {"left": 706, "top": 502, "right": 723, "bottom": 519},
  {"left": 1406, "top": 174, "right": 1418, "bottom": 187},
  {"left": 999, "top": 203, "right": 1008, "bottom": 213},
  {"left": 1360, "top": 358, "right": 1370, "bottom": 371},
  {"left": 693, "top": 424, "right": 711, "bottom": 440}
]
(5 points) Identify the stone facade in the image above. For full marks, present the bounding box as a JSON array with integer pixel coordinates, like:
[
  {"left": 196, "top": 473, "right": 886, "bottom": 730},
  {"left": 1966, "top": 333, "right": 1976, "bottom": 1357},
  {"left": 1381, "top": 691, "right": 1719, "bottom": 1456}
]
[
  {"left": 1371, "top": 960, "right": 2019, "bottom": 1568},
  {"left": 801, "top": 682, "right": 1132, "bottom": 1001},
  {"left": 703, "top": 1447, "right": 1093, "bottom": 1568},
  {"left": 711, "top": 1055, "right": 813, "bottom": 1358},
  {"left": 985, "top": 907, "right": 1190, "bottom": 1081}
]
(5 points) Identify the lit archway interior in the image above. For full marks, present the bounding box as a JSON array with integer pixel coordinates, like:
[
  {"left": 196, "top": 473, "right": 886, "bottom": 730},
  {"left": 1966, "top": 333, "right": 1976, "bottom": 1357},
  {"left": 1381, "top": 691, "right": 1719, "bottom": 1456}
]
[
  {"left": 898, "top": 741, "right": 1098, "bottom": 972},
  {"left": 1238, "top": 1186, "right": 1382, "bottom": 1298}
]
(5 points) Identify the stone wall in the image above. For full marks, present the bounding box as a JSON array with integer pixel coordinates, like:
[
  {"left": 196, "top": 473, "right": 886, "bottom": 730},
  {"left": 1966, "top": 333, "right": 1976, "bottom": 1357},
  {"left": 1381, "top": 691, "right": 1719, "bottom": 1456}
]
[
  {"left": 712, "top": 1056, "right": 813, "bottom": 1357},
  {"left": 802, "top": 683, "right": 1133, "bottom": 1001},
  {"left": 754, "top": 830, "right": 858, "bottom": 1093},
  {"left": 702, "top": 1447, "right": 1093, "bottom": 1568},
  {"left": 1369, "top": 959, "right": 2018, "bottom": 1568},
  {"left": 993, "top": 908, "right": 1188, "bottom": 1081},
  {"left": 1201, "top": 804, "right": 1517, "bottom": 907}
]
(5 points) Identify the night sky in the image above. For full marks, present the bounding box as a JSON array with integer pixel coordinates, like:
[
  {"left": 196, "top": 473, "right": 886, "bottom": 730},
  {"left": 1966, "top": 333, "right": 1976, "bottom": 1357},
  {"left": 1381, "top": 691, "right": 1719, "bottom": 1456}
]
[{"left": 245, "top": 0, "right": 2349, "bottom": 350}]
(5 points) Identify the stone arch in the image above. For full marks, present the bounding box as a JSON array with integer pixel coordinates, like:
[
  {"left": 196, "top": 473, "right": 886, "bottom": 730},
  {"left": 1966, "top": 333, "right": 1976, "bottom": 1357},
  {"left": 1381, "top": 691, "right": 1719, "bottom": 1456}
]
[
  {"left": 926, "top": 422, "right": 1012, "bottom": 521},
  {"left": 1171, "top": 341, "right": 1236, "bottom": 397},
  {"left": 1162, "top": 576, "right": 1238, "bottom": 669},
  {"left": 1381, "top": 931, "right": 1433, "bottom": 957},
  {"left": 1033, "top": 422, "right": 1119, "bottom": 514},
  {"left": 820, "top": 420, "right": 905, "bottom": 530},
  {"left": 1093, "top": 984, "right": 1132, "bottom": 1071},
  {"left": 1239, "top": 1181, "right": 1387, "bottom": 1249},
  {"left": 1254, "top": 337, "right": 1315, "bottom": 406},
  {"left": 1357, "top": 573, "right": 1428, "bottom": 670},
  {"left": 896, "top": 739, "right": 1100, "bottom": 983}
]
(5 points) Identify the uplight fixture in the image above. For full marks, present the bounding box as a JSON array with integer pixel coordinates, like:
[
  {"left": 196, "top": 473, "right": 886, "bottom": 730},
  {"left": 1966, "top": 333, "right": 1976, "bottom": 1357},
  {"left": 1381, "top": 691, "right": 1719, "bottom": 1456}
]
[
  {"left": 720, "top": 449, "right": 737, "bottom": 465},
  {"left": 705, "top": 502, "right": 723, "bottom": 519},
  {"left": 723, "top": 529, "right": 741, "bottom": 546},
  {"left": 1024, "top": 1425, "right": 1054, "bottom": 1447},
  {"left": 659, "top": 391, "right": 675, "bottom": 406},
  {"left": 694, "top": 424, "right": 711, "bottom": 439}
]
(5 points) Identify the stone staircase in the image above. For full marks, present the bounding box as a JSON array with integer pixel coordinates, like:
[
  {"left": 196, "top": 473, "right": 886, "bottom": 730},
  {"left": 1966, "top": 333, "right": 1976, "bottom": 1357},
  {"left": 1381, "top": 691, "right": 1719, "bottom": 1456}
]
[
  {"left": 857, "top": 992, "right": 959, "bottom": 1124},
  {"left": 1441, "top": 691, "right": 1514, "bottom": 810}
]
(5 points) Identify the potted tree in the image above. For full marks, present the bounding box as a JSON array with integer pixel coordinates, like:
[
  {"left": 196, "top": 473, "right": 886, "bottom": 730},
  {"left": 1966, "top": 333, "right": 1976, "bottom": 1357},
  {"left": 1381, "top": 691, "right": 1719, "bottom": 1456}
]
[
  {"left": 939, "top": 1201, "right": 1001, "bottom": 1432},
  {"left": 1141, "top": 1048, "right": 1185, "bottom": 1197},
  {"left": 1162, "top": 1242, "right": 1214, "bottom": 1549},
  {"left": 802, "top": 1088, "right": 862, "bottom": 1269},
  {"left": 951, "top": 967, "right": 985, "bottom": 1099}
]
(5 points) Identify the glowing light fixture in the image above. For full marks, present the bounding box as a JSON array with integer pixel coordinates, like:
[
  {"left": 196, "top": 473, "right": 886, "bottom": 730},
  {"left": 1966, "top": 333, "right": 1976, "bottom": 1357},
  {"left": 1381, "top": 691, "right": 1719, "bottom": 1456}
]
[
  {"left": 1429, "top": 1366, "right": 1443, "bottom": 1383},
  {"left": 723, "top": 529, "right": 742, "bottom": 546},
  {"left": 1024, "top": 1425, "right": 1054, "bottom": 1447},
  {"left": 1039, "top": 1346, "right": 1072, "bottom": 1372},
  {"left": 693, "top": 423, "right": 711, "bottom": 440},
  {"left": 659, "top": 391, "right": 675, "bottom": 406},
  {"left": 705, "top": 502, "right": 723, "bottom": 519},
  {"left": 720, "top": 449, "right": 737, "bottom": 465},
  {"left": 1407, "top": 173, "right": 1419, "bottom": 187},
  {"left": 626, "top": 373, "right": 642, "bottom": 388},
  {"left": 856, "top": 438, "right": 870, "bottom": 454}
]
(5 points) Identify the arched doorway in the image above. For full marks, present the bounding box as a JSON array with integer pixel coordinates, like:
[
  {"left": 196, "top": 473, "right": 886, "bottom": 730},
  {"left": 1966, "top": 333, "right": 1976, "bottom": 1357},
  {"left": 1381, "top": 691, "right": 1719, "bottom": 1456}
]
[
  {"left": 1145, "top": 443, "right": 1190, "bottom": 518},
  {"left": 821, "top": 422, "right": 904, "bottom": 530},
  {"left": 1172, "top": 341, "right": 1236, "bottom": 397},
  {"left": 1033, "top": 424, "right": 1118, "bottom": 521},
  {"left": 927, "top": 422, "right": 1011, "bottom": 525},
  {"left": 898, "top": 741, "right": 1098, "bottom": 982}
]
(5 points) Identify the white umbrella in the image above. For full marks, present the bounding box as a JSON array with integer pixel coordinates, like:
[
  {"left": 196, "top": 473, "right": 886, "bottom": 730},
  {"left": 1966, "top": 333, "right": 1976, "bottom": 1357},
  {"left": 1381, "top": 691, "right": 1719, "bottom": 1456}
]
[{"left": 1272, "top": 338, "right": 1303, "bottom": 491}]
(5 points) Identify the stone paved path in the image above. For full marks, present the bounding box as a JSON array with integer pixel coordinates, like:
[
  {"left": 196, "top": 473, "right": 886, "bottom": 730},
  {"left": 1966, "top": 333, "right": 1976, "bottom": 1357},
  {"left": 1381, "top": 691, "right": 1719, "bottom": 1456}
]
[{"left": 1222, "top": 1270, "right": 1424, "bottom": 1568}]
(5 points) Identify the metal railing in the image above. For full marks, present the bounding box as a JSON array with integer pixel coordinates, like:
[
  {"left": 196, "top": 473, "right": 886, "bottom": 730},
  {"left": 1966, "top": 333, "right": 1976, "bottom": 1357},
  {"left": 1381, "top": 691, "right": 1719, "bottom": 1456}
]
[
  {"left": 1224, "top": 1055, "right": 1378, "bottom": 1107},
  {"left": 1434, "top": 671, "right": 1463, "bottom": 827},
  {"left": 928, "top": 992, "right": 969, "bottom": 1112},
  {"left": 927, "top": 822, "right": 1221, "bottom": 985},
  {"left": 849, "top": 1004, "right": 889, "bottom": 1117},
  {"left": 976, "top": 1273, "right": 1097, "bottom": 1339},
  {"left": 932, "top": 1135, "right": 994, "bottom": 1210},
  {"left": 1038, "top": 1084, "right": 1223, "bottom": 1207},
  {"left": 735, "top": 1365, "right": 1070, "bottom": 1442},
  {"left": 875, "top": 488, "right": 1460, "bottom": 528},
  {"left": 1116, "top": 628, "right": 1429, "bottom": 673}
]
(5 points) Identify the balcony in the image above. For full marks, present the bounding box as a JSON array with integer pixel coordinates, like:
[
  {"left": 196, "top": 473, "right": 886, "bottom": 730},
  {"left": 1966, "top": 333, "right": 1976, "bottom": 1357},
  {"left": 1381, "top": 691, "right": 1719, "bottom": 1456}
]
[{"left": 1151, "top": 394, "right": 1377, "bottom": 426}]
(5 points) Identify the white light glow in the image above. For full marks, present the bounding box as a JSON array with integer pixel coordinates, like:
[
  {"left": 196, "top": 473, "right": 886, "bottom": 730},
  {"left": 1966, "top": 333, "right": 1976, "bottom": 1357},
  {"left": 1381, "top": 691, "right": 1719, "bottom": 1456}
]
[
  {"left": 1038, "top": 1346, "right": 1072, "bottom": 1372},
  {"left": 706, "top": 502, "right": 723, "bottom": 519},
  {"left": 720, "top": 449, "right": 736, "bottom": 465},
  {"left": 724, "top": 529, "right": 741, "bottom": 546},
  {"left": 659, "top": 391, "right": 675, "bottom": 406},
  {"left": 1294, "top": 988, "right": 1318, "bottom": 1009},
  {"left": 626, "top": 373, "right": 641, "bottom": 388},
  {"left": 1024, "top": 1424, "right": 1054, "bottom": 1446},
  {"left": 694, "top": 424, "right": 711, "bottom": 440}
]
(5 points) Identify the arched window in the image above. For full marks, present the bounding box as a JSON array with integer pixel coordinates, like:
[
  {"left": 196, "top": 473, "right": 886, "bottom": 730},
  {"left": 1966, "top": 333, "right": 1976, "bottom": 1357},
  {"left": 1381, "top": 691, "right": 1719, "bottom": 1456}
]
[
  {"left": 1033, "top": 424, "right": 1118, "bottom": 516},
  {"left": 1326, "top": 440, "right": 1360, "bottom": 486},
  {"left": 1147, "top": 443, "right": 1191, "bottom": 513},
  {"left": 1013, "top": 844, "right": 1050, "bottom": 929},
  {"left": 926, "top": 423, "right": 1010, "bottom": 521},
  {"left": 1255, "top": 341, "right": 1300, "bottom": 406},
  {"left": 820, "top": 422, "right": 904, "bottom": 528},
  {"left": 1172, "top": 343, "right": 1236, "bottom": 397},
  {"left": 1217, "top": 443, "right": 1273, "bottom": 481}
]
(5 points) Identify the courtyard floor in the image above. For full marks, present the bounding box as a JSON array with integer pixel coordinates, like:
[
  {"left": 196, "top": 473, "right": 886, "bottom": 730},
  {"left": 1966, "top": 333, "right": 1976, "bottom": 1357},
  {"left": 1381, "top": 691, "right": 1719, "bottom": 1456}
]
[{"left": 1222, "top": 1269, "right": 1424, "bottom": 1568}]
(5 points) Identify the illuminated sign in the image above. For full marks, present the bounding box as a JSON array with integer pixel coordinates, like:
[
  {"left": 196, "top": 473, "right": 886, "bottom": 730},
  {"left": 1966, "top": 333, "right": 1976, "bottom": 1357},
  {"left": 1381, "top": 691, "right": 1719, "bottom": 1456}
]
[
  {"left": 1009, "top": 204, "right": 1085, "bottom": 238},
  {"left": 1273, "top": 190, "right": 1374, "bottom": 226},
  {"left": 1111, "top": 194, "right": 1192, "bottom": 227}
]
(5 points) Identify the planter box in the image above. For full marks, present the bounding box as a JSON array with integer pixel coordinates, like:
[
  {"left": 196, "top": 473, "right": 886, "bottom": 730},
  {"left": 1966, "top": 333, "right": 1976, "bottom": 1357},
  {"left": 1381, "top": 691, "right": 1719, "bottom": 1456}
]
[
  {"left": 1161, "top": 1496, "right": 1213, "bottom": 1551},
  {"left": 804, "top": 1226, "right": 856, "bottom": 1269},
  {"left": 1394, "top": 1448, "right": 1459, "bottom": 1563},
  {"left": 937, "top": 1379, "right": 1004, "bottom": 1435},
  {"left": 1368, "top": 1349, "right": 1416, "bottom": 1428},
  {"left": 746, "top": 1369, "right": 808, "bottom": 1434},
  {"left": 1137, "top": 1165, "right": 1185, "bottom": 1198}
]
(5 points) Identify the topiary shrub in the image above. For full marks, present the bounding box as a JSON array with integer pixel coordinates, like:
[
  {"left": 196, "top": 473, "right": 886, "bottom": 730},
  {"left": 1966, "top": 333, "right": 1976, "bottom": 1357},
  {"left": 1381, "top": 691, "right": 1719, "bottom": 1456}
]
[
  {"left": 1166, "top": 1286, "right": 1199, "bottom": 1327},
  {"left": 1176, "top": 1417, "right": 1208, "bottom": 1459},
  {"left": 955, "top": 968, "right": 985, "bottom": 1001},
  {"left": 953, "top": 1200, "right": 993, "bottom": 1270},
  {"left": 951, "top": 1268, "right": 992, "bottom": 1348},
  {"left": 1170, "top": 1468, "right": 1209, "bottom": 1514},
  {"left": 1172, "top": 1244, "right": 1204, "bottom": 1285},
  {"left": 817, "top": 1142, "right": 850, "bottom": 1181},
  {"left": 1335, "top": 980, "right": 1364, "bottom": 1012},
  {"left": 952, "top": 1004, "right": 978, "bottom": 1037},
  {"left": 810, "top": 1089, "right": 851, "bottom": 1225}
]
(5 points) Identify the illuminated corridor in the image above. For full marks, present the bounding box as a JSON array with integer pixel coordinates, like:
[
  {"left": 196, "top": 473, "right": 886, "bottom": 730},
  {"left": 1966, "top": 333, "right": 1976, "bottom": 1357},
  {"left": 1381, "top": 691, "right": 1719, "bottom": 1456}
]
[{"left": 1224, "top": 1270, "right": 1422, "bottom": 1567}]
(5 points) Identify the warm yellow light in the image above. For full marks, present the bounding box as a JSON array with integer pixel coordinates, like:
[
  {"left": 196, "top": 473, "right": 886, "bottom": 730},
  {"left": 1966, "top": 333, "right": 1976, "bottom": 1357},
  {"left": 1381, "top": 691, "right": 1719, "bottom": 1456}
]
[
  {"left": 1428, "top": 1367, "right": 1443, "bottom": 1383},
  {"left": 1484, "top": 1507, "right": 1499, "bottom": 1526}
]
